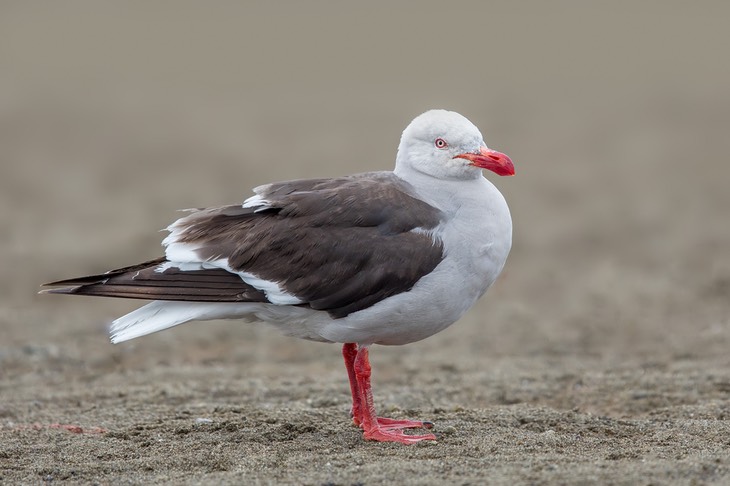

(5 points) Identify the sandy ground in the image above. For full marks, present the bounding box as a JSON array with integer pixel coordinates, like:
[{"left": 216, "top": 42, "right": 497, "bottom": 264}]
[{"left": 1, "top": 2, "right": 730, "bottom": 484}]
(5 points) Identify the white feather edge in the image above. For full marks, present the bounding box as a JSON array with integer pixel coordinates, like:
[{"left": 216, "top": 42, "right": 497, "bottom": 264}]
[{"left": 242, "top": 191, "right": 273, "bottom": 212}]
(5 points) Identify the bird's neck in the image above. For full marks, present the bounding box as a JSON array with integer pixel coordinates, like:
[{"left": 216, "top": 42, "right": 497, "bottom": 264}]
[{"left": 394, "top": 164, "right": 497, "bottom": 217}]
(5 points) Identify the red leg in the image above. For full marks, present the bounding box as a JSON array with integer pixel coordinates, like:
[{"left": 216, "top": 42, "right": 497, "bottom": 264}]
[
  {"left": 344, "top": 343, "right": 429, "bottom": 431},
  {"left": 342, "top": 343, "right": 363, "bottom": 425},
  {"left": 351, "top": 345, "right": 436, "bottom": 444}
]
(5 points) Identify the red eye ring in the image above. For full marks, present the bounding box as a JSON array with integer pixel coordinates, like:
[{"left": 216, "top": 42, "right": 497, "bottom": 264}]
[{"left": 435, "top": 138, "right": 448, "bottom": 149}]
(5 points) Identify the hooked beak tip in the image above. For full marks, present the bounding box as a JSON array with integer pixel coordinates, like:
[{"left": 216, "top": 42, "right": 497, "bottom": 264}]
[{"left": 455, "top": 147, "right": 515, "bottom": 176}]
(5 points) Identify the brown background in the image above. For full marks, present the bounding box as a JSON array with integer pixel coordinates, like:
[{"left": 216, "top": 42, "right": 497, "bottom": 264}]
[{"left": 1, "top": 1, "right": 729, "bottom": 484}]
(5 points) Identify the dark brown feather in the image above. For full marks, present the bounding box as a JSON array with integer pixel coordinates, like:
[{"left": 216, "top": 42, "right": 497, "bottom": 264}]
[
  {"left": 173, "top": 173, "right": 445, "bottom": 318},
  {"left": 41, "top": 258, "right": 268, "bottom": 303}
]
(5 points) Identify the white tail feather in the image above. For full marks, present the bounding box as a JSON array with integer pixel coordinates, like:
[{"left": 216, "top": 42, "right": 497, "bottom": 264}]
[{"left": 110, "top": 301, "right": 251, "bottom": 343}]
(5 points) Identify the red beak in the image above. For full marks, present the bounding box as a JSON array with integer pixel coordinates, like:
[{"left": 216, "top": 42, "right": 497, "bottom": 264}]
[{"left": 454, "top": 146, "right": 515, "bottom": 176}]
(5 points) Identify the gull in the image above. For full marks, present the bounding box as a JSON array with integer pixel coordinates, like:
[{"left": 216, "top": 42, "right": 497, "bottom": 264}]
[{"left": 42, "top": 109, "right": 515, "bottom": 444}]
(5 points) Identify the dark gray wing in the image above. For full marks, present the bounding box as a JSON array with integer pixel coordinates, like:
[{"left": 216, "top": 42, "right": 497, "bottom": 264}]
[{"left": 171, "top": 172, "right": 445, "bottom": 318}]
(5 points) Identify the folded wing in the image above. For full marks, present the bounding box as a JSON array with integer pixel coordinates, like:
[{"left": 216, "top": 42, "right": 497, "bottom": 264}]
[{"left": 43, "top": 172, "right": 445, "bottom": 319}]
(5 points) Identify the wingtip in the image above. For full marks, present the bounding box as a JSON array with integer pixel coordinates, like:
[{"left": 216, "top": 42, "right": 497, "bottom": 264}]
[
  {"left": 39, "top": 279, "right": 71, "bottom": 288},
  {"left": 38, "top": 286, "right": 81, "bottom": 295},
  {"left": 41, "top": 277, "right": 85, "bottom": 287}
]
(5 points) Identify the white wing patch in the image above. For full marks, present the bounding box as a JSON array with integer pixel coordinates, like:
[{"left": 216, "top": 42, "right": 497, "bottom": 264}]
[
  {"left": 242, "top": 194, "right": 272, "bottom": 212},
  {"left": 235, "top": 271, "right": 303, "bottom": 305}
]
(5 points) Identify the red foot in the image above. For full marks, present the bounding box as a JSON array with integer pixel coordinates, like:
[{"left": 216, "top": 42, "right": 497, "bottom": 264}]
[
  {"left": 343, "top": 343, "right": 439, "bottom": 445},
  {"left": 352, "top": 415, "right": 433, "bottom": 430},
  {"left": 375, "top": 417, "right": 434, "bottom": 432}
]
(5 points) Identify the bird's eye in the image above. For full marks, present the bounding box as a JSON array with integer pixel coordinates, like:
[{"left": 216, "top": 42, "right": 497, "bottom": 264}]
[{"left": 434, "top": 138, "right": 448, "bottom": 149}]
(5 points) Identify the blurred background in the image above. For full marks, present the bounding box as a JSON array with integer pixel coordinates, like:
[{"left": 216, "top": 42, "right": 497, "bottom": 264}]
[{"left": 2, "top": 0, "right": 729, "bottom": 368}]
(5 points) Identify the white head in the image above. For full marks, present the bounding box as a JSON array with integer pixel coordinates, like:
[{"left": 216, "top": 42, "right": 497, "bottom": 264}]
[{"left": 394, "top": 109, "right": 514, "bottom": 181}]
